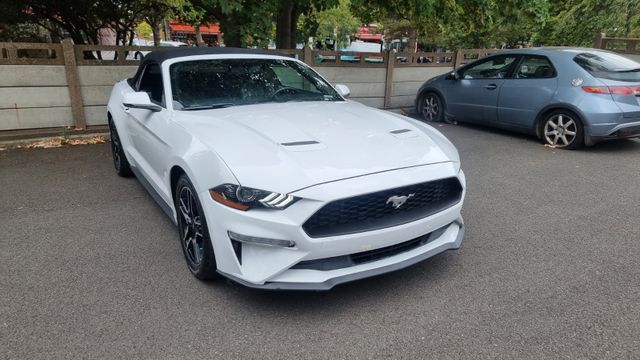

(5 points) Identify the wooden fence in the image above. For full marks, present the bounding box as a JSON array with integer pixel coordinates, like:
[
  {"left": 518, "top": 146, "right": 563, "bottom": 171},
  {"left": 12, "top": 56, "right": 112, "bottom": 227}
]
[
  {"left": 0, "top": 40, "right": 496, "bottom": 135},
  {"left": 594, "top": 33, "right": 640, "bottom": 57}
]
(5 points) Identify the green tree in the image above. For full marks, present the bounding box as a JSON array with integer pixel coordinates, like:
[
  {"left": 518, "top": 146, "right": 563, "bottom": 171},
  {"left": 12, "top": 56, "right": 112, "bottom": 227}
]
[
  {"left": 186, "top": 0, "right": 275, "bottom": 47},
  {"left": 275, "top": 0, "right": 338, "bottom": 49},
  {"left": 351, "top": 0, "right": 450, "bottom": 52},
  {"left": 0, "top": 0, "right": 145, "bottom": 45},
  {"left": 542, "top": 0, "right": 640, "bottom": 46},
  {"left": 492, "top": 0, "right": 549, "bottom": 48},
  {"left": 140, "top": 0, "right": 185, "bottom": 46},
  {"left": 298, "top": 0, "right": 361, "bottom": 49}
]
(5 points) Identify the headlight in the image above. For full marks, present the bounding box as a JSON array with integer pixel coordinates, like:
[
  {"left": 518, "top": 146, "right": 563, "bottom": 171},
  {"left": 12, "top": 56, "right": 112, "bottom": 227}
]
[{"left": 209, "top": 184, "right": 299, "bottom": 211}]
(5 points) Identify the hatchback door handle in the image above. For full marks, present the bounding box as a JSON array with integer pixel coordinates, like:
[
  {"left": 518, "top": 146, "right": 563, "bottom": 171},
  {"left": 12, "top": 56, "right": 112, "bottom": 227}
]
[{"left": 483, "top": 84, "right": 498, "bottom": 90}]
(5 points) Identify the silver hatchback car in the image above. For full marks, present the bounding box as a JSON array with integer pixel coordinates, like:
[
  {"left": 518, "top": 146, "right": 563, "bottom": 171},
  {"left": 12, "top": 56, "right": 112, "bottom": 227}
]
[{"left": 415, "top": 48, "right": 640, "bottom": 149}]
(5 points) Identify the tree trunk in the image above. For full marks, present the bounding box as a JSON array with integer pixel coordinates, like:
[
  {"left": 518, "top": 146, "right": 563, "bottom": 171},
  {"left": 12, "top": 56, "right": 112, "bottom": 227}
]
[
  {"left": 276, "top": 0, "right": 294, "bottom": 49},
  {"left": 152, "top": 24, "right": 161, "bottom": 46},
  {"left": 289, "top": 4, "right": 300, "bottom": 49},
  {"left": 194, "top": 24, "right": 205, "bottom": 46},
  {"left": 220, "top": 19, "right": 242, "bottom": 47},
  {"left": 407, "top": 27, "right": 417, "bottom": 53}
]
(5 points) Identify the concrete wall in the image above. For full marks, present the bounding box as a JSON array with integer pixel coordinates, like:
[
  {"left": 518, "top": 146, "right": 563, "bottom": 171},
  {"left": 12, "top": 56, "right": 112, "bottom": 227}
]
[
  {"left": 390, "top": 66, "right": 453, "bottom": 108},
  {"left": 315, "top": 67, "right": 387, "bottom": 108},
  {"left": 0, "top": 65, "right": 72, "bottom": 130},
  {"left": 623, "top": 53, "right": 640, "bottom": 62},
  {"left": 78, "top": 66, "right": 138, "bottom": 126}
]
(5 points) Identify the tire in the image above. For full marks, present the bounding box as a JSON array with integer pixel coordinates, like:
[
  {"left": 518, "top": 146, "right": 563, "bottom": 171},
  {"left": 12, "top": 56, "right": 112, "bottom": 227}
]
[
  {"left": 419, "top": 92, "right": 446, "bottom": 123},
  {"left": 108, "top": 118, "right": 133, "bottom": 177},
  {"left": 540, "top": 110, "right": 584, "bottom": 150},
  {"left": 175, "top": 175, "right": 218, "bottom": 280}
]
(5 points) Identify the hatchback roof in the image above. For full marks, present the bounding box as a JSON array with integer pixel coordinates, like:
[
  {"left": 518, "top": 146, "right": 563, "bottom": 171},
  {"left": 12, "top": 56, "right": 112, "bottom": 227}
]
[{"left": 496, "top": 47, "right": 618, "bottom": 56}]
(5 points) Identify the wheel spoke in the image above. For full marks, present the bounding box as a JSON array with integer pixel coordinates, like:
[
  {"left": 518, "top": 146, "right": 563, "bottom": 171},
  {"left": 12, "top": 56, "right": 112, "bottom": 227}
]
[
  {"left": 548, "top": 121, "right": 557, "bottom": 129},
  {"left": 179, "top": 198, "right": 191, "bottom": 223},
  {"left": 552, "top": 135, "right": 559, "bottom": 145},
  {"left": 565, "top": 130, "right": 576, "bottom": 136},
  {"left": 545, "top": 130, "right": 556, "bottom": 136},
  {"left": 192, "top": 239, "right": 201, "bottom": 262},
  {"left": 557, "top": 115, "right": 564, "bottom": 127},
  {"left": 187, "top": 193, "right": 194, "bottom": 219},
  {"left": 565, "top": 119, "right": 575, "bottom": 128},
  {"left": 560, "top": 135, "right": 569, "bottom": 145}
]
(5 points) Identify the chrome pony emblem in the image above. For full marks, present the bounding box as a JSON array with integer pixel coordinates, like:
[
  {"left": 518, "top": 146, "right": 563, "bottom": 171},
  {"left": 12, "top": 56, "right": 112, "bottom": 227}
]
[{"left": 386, "top": 194, "right": 415, "bottom": 209}]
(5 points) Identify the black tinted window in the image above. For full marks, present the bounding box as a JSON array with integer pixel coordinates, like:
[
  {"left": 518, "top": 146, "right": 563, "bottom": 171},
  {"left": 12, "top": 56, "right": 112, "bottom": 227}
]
[
  {"left": 169, "top": 59, "right": 341, "bottom": 110},
  {"left": 138, "top": 64, "right": 164, "bottom": 105},
  {"left": 574, "top": 52, "right": 640, "bottom": 82},
  {"left": 515, "top": 56, "right": 555, "bottom": 79},
  {"left": 461, "top": 56, "right": 517, "bottom": 79}
]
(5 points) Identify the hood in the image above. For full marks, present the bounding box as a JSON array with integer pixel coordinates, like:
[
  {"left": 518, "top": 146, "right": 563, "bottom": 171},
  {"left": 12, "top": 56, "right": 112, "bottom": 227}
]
[{"left": 175, "top": 101, "right": 458, "bottom": 193}]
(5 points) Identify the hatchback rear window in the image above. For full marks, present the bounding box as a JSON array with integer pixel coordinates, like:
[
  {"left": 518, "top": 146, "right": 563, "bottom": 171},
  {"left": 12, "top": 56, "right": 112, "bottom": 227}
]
[{"left": 574, "top": 52, "right": 640, "bottom": 82}]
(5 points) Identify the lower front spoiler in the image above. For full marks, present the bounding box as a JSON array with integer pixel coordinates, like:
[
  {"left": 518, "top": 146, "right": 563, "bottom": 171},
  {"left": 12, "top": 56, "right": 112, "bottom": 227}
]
[{"left": 218, "top": 220, "right": 464, "bottom": 291}]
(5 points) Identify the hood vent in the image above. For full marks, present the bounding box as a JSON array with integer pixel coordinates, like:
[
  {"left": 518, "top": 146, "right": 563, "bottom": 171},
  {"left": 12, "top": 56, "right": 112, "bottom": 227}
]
[
  {"left": 390, "top": 129, "right": 411, "bottom": 134},
  {"left": 281, "top": 140, "right": 320, "bottom": 146},
  {"left": 279, "top": 140, "right": 326, "bottom": 152},
  {"left": 390, "top": 128, "right": 418, "bottom": 139}
]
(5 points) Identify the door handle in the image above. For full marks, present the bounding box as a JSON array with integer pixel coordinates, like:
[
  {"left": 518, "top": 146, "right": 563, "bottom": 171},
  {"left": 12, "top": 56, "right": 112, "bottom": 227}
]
[{"left": 483, "top": 84, "right": 498, "bottom": 90}]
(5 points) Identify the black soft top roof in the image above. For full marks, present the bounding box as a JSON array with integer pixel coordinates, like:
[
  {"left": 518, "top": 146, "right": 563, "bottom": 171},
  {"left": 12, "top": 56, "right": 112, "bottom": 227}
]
[
  {"left": 129, "top": 46, "right": 288, "bottom": 89},
  {"left": 141, "top": 46, "right": 280, "bottom": 65}
]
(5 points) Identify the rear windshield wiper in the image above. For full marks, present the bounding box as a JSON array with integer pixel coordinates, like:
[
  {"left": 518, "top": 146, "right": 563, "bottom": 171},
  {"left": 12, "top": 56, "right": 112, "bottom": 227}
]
[
  {"left": 181, "top": 103, "right": 235, "bottom": 111},
  {"left": 615, "top": 67, "right": 640, "bottom": 73}
]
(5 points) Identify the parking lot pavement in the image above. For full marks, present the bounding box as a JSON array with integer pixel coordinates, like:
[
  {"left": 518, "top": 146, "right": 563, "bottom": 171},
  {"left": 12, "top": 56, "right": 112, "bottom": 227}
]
[{"left": 1, "top": 124, "right": 639, "bottom": 359}]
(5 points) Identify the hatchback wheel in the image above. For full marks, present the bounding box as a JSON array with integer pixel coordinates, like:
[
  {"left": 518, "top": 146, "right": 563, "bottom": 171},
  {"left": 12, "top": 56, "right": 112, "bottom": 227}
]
[
  {"left": 175, "top": 175, "right": 218, "bottom": 280},
  {"left": 542, "top": 111, "right": 584, "bottom": 149},
  {"left": 108, "top": 118, "right": 133, "bottom": 177},
  {"left": 421, "top": 92, "right": 444, "bottom": 122}
]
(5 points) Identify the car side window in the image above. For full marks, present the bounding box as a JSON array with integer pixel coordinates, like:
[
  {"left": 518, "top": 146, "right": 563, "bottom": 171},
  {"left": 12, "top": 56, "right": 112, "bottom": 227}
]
[
  {"left": 137, "top": 64, "right": 164, "bottom": 106},
  {"left": 460, "top": 56, "right": 517, "bottom": 79},
  {"left": 514, "top": 56, "right": 556, "bottom": 79}
]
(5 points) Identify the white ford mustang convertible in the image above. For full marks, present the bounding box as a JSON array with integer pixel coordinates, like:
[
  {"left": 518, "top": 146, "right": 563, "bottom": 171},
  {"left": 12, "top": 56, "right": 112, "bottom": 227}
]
[{"left": 107, "top": 47, "right": 466, "bottom": 290}]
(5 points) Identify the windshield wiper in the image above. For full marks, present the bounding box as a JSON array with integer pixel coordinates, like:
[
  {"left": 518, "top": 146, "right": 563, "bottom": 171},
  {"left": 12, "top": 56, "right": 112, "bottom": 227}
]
[{"left": 181, "top": 103, "right": 235, "bottom": 111}]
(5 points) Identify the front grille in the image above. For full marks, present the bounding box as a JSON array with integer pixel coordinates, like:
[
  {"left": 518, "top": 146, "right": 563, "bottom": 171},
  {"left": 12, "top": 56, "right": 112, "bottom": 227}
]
[{"left": 302, "top": 177, "right": 462, "bottom": 238}]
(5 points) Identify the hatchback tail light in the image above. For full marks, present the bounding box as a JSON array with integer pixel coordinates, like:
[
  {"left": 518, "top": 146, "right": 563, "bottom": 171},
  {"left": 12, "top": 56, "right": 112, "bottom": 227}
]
[{"left": 582, "top": 86, "right": 640, "bottom": 95}]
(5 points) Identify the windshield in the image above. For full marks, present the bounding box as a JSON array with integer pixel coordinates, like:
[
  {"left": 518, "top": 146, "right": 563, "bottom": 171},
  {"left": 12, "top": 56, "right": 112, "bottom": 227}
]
[
  {"left": 169, "top": 58, "right": 342, "bottom": 109},
  {"left": 574, "top": 51, "right": 640, "bottom": 82}
]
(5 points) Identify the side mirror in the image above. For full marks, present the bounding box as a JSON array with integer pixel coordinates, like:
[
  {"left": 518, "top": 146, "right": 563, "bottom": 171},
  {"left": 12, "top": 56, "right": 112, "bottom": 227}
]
[
  {"left": 447, "top": 71, "right": 460, "bottom": 80},
  {"left": 334, "top": 84, "right": 351, "bottom": 98},
  {"left": 123, "top": 92, "right": 162, "bottom": 112}
]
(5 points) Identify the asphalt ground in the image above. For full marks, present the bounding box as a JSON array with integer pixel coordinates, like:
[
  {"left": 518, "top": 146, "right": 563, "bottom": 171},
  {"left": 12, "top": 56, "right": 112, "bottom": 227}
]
[{"left": 1, "top": 122, "right": 639, "bottom": 359}]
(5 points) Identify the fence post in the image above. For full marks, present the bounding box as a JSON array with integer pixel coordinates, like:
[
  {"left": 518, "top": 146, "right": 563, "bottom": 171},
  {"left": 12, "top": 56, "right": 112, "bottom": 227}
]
[
  {"left": 453, "top": 49, "right": 464, "bottom": 69},
  {"left": 303, "top": 46, "right": 312, "bottom": 65},
  {"left": 61, "top": 39, "right": 86, "bottom": 130},
  {"left": 593, "top": 32, "right": 605, "bottom": 49},
  {"left": 383, "top": 50, "right": 394, "bottom": 109},
  {"left": 5, "top": 42, "right": 17, "bottom": 59}
]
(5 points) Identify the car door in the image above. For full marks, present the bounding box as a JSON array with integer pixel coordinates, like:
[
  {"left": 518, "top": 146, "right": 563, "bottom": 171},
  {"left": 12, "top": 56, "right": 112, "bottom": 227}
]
[
  {"left": 125, "top": 63, "right": 174, "bottom": 203},
  {"left": 446, "top": 55, "right": 518, "bottom": 124},
  {"left": 497, "top": 55, "right": 559, "bottom": 131}
]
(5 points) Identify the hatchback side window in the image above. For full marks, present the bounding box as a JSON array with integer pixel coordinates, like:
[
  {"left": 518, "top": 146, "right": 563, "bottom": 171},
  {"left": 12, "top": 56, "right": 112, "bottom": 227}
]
[
  {"left": 460, "top": 56, "right": 517, "bottom": 79},
  {"left": 138, "top": 64, "right": 164, "bottom": 106},
  {"left": 515, "top": 56, "right": 556, "bottom": 79}
]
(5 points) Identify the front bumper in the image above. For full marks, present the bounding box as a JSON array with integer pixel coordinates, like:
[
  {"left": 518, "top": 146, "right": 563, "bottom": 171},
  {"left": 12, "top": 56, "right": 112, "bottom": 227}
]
[
  {"left": 200, "top": 162, "right": 465, "bottom": 290},
  {"left": 221, "top": 219, "right": 463, "bottom": 290}
]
